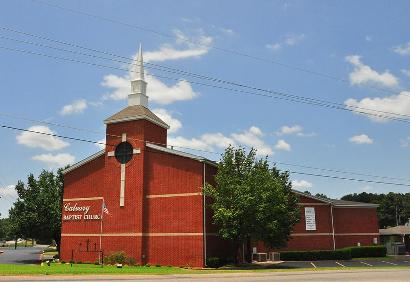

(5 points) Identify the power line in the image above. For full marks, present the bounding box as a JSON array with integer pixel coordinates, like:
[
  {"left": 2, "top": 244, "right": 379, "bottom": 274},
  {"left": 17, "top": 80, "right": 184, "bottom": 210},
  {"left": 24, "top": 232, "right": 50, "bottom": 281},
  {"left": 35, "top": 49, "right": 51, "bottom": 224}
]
[
  {"left": 1, "top": 122, "right": 410, "bottom": 188},
  {"left": 0, "top": 124, "right": 111, "bottom": 148},
  {"left": 31, "top": 0, "right": 405, "bottom": 97},
  {"left": 0, "top": 111, "right": 221, "bottom": 155},
  {"left": 276, "top": 161, "right": 410, "bottom": 183},
  {"left": 3, "top": 110, "right": 410, "bottom": 185},
  {"left": 1, "top": 44, "right": 410, "bottom": 124},
  {"left": 290, "top": 171, "right": 410, "bottom": 188},
  {"left": 1, "top": 27, "right": 409, "bottom": 120}
]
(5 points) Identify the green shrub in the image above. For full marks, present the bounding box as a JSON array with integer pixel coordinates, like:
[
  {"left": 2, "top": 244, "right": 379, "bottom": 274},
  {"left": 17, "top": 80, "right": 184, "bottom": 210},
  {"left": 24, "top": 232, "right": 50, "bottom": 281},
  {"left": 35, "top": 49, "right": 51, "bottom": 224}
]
[
  {"left": 280, "top": 248, "right": 351, "bottom": 261},
  {"left": 206, "top": 257, "right": 223, "bottom": 268},
  {"left": 105, "top": 251, "right": 127, "bottom": 264},
  {"left": 348, "top": 245, "right": 386, "bottom": 258},
  {"left": 126, "top": 257, "right": 136, "bottom": 266}
]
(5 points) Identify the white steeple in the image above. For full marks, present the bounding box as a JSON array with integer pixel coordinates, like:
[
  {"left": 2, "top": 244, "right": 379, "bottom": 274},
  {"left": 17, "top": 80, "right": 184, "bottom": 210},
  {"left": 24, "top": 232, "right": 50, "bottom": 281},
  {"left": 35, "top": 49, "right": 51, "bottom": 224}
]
[{"left": 128, "top": 44, "right": 148, "bottom": 107}]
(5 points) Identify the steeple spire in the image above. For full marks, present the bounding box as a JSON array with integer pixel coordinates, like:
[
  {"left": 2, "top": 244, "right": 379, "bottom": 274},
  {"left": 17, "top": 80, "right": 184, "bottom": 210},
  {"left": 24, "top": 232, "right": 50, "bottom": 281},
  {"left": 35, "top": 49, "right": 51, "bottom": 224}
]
[{"left": 128, "top": 44, "right": 148, "bottom": 107}]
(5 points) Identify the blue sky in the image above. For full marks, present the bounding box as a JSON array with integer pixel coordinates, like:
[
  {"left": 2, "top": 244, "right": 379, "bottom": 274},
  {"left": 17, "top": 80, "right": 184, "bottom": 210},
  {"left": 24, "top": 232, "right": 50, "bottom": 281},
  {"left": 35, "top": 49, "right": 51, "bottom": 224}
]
[{"left": 1, "top": 0, "right": 410, "bottom": 217}]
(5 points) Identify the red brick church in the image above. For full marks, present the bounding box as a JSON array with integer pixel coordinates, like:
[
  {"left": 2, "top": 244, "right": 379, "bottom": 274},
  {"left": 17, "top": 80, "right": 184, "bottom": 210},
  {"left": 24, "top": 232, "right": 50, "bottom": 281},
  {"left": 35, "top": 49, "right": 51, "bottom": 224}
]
[{"left": 60, "top": 47, "right": 379, "bottom": 267}]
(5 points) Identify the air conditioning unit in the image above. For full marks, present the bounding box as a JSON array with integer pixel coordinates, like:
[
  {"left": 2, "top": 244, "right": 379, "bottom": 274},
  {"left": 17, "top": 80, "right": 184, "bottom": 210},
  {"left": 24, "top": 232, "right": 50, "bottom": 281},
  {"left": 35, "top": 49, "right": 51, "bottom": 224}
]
[
  {"left": 252, "top": 253, "right": 267, "bottom": 262},
  {"left": 269, "top": 252, "right": 281, "bottom": 261}
]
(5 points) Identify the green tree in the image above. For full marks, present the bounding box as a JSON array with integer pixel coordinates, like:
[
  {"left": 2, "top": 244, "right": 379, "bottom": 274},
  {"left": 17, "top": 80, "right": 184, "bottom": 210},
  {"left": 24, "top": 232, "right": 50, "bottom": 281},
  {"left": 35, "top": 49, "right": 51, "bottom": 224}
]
[
  {"left": 8, "top": 169, "right": 64, "bottom": 250},
  {"left": 0, "top": 218, "right": 13, "bottom": 240},
  {"left": 314, "top": 193, "right": 329, "bottom": 199},
  {"left": 205, "top": 146, "right": 299, "bottom": 263}
]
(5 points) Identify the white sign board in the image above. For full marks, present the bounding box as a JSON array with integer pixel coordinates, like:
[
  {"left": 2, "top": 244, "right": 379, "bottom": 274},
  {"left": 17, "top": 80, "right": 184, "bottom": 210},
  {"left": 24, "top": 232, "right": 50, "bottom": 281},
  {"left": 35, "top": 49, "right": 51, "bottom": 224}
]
[{"left": 305, "top": 207, "right": 316, "bottom": 231}]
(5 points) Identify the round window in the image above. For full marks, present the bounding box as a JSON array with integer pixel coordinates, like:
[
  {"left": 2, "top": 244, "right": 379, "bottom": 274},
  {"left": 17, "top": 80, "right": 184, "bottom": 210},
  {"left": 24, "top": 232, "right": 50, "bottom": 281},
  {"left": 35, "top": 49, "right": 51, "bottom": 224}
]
[{"left": 114, "top": 141, "right": 133, "bottom": 164}]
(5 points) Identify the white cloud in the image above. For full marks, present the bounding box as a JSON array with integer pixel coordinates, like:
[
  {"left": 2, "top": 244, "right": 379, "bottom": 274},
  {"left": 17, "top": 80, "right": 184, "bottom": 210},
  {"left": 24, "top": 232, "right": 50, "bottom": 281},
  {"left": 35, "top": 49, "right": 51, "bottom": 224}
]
[
  {"left": 16, "top": 125, "right": 69, "bottom": 151},
  {"left": 349, "top": 134, "right": 373, "bottom": 145},
  {"left": 144, "top": 29, "right": 213, "bottom": 62},
  {"left": 102, "top": 72, "right": 198, "bottom": 105},
  {"left": 0, "top": 185, "right": 17, "bottom": 198},
  {"left": 147, "top": 76, "right": 198, "bottom": 104},
  {"left": 152, "top": 108, "right": 182, "bottom": 133},
  {"left": 59, "top": 99, "right": 87, "bottom": 115},
  {"left": 401, "top": 69, "right": 410, "bottom": 78},
  {"left": 345, "top": 91, "right": 410, "bottom": 123},
  {"left": 275, "top": 139, "right": 291, "bottom": 151},
  {"left": 266, "top": 43, "right": 281, "bottom": 51},
  {"left": 284, "top": 34, "right": 305, "bottom": 46},
  {"left": 144, "top": 43, "right": 210, "bottom": 62},
  {"left": 201, "top": 133, "right": 236, "bottom": 149},
  {"left": 276, "top": 125, "right": 315, "bottom": 137},
  {"left": 168, "top": 133, "right": 236, "bottom": 151},
  {"left": 32, "top": 153, "right": 75, "bottom": 167},
  {"left": 219, "top": 27, "right": 235, "bottom": 36},
  {"left": 393, "top": 42, "right": 410, "bottom": 56},
  {"left": 276, "top": 125, "right": 303, "bottom": 135},
  {"left": 292, "top": 180, "right": 313, "bottom": 189},
  {"left": 266, "top": 33, "right": 305, "bottom": 52},
  {"left": 168, "top": 136, "right": 211, "bottom": 151},
  {"left": 365, "top": 35, "right": 372, "bottom": 42},
  {"left": 345, "top": 55, "right": 398, "bottom": 88},
  {"left": 168, "top": 126, "right": 272, "bottom": 156},
  {"left": 231, "top": 126, "right": 273, "bottom": 156}
]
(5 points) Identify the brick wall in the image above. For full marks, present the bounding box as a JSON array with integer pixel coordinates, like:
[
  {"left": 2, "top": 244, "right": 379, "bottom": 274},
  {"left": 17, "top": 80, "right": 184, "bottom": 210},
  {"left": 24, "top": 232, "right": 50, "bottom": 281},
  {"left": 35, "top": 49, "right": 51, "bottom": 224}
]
[
  {"left": 142, "top": 148, "right": 205, "bottom": 267},
  {"left": 333, "top": 207, "right": 379, "bottom": 248},
  {"left": 254, "top": 195, "right": 379, "bottom": 253},
  {"left": 61, "top": 115, "right": 380, "bottom": 266}
]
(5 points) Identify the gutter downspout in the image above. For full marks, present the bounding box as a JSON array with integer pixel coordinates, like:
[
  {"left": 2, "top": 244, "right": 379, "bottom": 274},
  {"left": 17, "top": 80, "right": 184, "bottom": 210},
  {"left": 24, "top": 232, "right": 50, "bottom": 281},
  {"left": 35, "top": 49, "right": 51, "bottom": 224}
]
[
  {"left": 330, "top": 204, "right": 336, "bottom": 250},
  {"left": 202, "top": 162, "right": 207, "bottom": 266}
]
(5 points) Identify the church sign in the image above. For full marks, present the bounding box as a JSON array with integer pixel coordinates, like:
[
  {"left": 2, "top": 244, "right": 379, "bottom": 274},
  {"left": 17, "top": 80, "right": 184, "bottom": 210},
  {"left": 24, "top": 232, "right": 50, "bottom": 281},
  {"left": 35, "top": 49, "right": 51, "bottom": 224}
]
[
  {"left": 62, "top": 202, "right": 101, "bottom": 221},
  {"left": 304, "top": 207, "right": 316, "bottom": 231}
]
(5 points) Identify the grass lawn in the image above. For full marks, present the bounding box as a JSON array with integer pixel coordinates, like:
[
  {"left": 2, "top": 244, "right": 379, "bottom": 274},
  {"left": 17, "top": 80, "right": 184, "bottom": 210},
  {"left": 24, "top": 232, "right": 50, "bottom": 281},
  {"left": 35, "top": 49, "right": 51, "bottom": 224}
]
[
  {"left": 0, "top": 262, "right": 410, "bottom": 276},
  {"left": 0, "top": 263, "right": 193, "bottom": 275}
]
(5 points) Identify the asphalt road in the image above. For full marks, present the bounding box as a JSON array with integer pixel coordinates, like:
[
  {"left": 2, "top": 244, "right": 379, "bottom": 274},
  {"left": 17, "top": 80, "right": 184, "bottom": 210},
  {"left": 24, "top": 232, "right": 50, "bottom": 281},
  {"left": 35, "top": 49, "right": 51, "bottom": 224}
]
[
  {"left": 279, "top": 258, "right": 410, "bottom": 268},
  {"left": 1, "top": 269, "right": 410, "bottom": 281},
  {"left": 0, "top": 245, "right": 46, "bottom": 264}
]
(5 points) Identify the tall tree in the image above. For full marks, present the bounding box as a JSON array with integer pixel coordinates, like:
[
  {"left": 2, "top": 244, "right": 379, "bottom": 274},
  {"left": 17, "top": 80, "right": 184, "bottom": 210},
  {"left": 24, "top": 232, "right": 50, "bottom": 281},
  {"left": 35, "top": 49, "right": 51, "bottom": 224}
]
[
  {"left": 205, "top": 146, "right": 299, "bottom": 263},
  {"left": 8, "top": 169, "right": 64, "bottom": 250}
]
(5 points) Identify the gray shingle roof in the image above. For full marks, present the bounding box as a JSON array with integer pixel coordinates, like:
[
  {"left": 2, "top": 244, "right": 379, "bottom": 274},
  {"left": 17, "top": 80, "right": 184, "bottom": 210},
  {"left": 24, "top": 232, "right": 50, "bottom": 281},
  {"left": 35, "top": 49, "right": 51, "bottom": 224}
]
[{"left": 104, "top": 105, "right": 169, "bottom": 129}]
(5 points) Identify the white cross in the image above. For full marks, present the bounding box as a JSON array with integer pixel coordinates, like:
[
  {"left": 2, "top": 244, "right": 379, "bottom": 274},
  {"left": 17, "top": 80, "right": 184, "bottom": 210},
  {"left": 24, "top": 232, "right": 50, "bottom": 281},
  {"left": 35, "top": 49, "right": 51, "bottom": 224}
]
[{"left": 107, "top": 133, "right": 140, "bottom": 207}]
